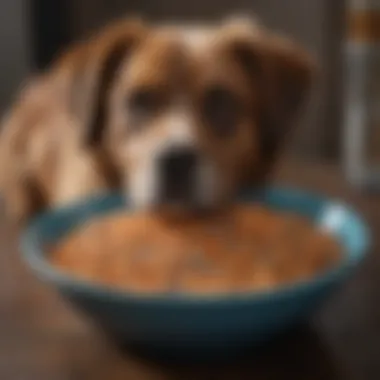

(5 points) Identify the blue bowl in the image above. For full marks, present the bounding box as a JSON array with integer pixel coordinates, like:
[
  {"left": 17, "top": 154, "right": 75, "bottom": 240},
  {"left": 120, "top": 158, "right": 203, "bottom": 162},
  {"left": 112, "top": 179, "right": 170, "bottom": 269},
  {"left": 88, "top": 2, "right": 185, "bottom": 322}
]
[{"left": 20, "top": 187, "right": 370, "bottom": 358}]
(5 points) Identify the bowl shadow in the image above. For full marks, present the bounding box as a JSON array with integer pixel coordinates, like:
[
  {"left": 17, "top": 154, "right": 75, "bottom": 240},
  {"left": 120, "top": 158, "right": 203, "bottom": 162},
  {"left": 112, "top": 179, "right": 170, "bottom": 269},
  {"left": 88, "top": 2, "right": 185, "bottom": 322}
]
[{"left": 105, "top": 324, "right": 342, "bottom": 380}]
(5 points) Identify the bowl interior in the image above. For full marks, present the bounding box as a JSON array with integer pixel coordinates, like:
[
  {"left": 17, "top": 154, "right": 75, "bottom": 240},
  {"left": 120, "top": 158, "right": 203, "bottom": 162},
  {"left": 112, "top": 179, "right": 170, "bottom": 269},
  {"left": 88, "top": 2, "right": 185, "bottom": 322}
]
[{"left": 20, "top": 187, "right": 370, "bottom": 303}]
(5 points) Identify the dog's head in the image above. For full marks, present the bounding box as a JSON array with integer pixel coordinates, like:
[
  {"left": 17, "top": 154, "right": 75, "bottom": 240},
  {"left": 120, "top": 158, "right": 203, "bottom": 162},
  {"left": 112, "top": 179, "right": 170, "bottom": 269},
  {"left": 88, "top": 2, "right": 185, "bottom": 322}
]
[{"left": 69, "top": 16, "right": 315, "bottom": 215}]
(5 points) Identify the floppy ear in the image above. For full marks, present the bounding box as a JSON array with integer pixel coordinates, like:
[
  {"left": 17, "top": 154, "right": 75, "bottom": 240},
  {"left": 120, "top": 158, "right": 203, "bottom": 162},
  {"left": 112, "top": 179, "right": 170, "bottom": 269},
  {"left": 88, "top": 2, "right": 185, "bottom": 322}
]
[
  {"left": 258, "top": 34, "right": 315, "bottom": 152},
  {"left": 0, "top": 19, "right": 147, "bottom": 224},
  {"left": 67, "top": 19, "right": 146, "bottom": 147},
  {"left": 224, "top": 18, "right": 315, "bottom": 181},
  {"left": 0, "top": 87, "right": 48, "bottom": 225}
]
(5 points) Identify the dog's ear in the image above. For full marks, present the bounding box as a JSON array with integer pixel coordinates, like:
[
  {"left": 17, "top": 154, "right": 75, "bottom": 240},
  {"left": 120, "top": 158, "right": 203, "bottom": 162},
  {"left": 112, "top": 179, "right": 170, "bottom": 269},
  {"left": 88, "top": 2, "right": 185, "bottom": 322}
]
[
  {"left": 0, "top": 84, "right": 49, "bottom": 225},
  {"left": 65, "top": 18, "right": 147, "bottom": 147},
  {"left": 223, "top": 17, "right": 315, "bottom": 180}
]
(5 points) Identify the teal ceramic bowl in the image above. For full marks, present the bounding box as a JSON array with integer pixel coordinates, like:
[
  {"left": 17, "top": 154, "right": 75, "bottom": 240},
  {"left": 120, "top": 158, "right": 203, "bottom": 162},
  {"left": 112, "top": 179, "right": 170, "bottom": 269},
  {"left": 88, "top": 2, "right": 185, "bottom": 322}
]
[{"left": 20, "top": 187, "right": 370, "bottom": 358}]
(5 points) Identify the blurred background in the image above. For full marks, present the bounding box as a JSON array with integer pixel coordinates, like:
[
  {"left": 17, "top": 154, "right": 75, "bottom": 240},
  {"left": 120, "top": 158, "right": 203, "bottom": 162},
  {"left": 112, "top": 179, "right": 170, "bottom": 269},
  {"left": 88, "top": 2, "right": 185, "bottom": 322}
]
[{"left": 1, "top": 1, "right": 380, "bottom": 379}]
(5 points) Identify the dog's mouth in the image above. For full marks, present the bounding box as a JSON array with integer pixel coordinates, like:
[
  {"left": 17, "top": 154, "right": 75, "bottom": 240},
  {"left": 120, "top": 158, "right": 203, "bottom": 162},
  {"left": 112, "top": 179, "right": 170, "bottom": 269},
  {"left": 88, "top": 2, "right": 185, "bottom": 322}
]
[
  {"left": 155, "top": 147, "right": 205, "bottom": 210},
  {"left": 155, "top": 180, "right": 206, "bottom": 217},
  {"left": 126, "top": 146, "right": 225, "bottom": 215},
  {"left": 151, "top": 200, "right": 217, "bottom": 222}
]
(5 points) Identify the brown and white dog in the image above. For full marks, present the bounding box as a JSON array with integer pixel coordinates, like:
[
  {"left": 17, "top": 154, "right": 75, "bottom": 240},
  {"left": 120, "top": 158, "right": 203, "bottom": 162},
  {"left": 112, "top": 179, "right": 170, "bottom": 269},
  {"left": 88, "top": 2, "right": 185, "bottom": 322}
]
[{"left": 0, "top": 16, "right": 314, "bottom": 224}]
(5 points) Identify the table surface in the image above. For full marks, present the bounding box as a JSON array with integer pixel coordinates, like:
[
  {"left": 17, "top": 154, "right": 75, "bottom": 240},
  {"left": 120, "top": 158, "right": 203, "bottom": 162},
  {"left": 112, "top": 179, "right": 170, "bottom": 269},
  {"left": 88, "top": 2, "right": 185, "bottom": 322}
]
[{"left": 1, "top": 160, "right": 379, "bottom": 380}]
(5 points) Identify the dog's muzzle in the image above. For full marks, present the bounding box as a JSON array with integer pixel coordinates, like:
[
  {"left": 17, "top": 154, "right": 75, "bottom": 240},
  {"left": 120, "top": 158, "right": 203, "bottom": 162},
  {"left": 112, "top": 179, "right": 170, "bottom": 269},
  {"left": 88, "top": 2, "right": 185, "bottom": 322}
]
[{"left": 157, "top": 147, "right": 199, "bottom": 205}]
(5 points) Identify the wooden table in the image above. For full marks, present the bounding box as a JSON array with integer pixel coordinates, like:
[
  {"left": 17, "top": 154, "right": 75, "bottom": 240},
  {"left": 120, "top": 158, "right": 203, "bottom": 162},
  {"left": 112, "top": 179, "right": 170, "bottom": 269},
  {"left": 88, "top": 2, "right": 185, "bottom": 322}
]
[{"left": 1, "top": 160, "right": 379, "bottom": 380}]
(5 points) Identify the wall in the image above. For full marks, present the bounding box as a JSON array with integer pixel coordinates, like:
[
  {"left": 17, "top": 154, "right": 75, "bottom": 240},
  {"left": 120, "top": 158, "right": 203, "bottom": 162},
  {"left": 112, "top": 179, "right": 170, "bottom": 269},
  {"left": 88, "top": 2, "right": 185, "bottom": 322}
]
[{"left": 0, "top": 0, "right": 30, "bottom": 111}]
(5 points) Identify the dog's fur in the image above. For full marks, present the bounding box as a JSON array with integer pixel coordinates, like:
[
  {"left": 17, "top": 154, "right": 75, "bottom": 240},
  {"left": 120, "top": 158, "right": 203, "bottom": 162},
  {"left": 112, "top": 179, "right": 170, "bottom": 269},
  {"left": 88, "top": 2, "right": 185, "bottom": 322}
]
[{"left": 0, "top": 16, "right": 315, "bottom": 224}]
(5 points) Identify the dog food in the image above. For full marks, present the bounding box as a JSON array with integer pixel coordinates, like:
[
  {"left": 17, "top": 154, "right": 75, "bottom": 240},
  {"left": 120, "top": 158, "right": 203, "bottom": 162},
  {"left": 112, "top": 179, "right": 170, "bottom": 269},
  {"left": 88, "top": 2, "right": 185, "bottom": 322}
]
[{"left": 50, "top": 206, "right": 342, "bottom": 294}]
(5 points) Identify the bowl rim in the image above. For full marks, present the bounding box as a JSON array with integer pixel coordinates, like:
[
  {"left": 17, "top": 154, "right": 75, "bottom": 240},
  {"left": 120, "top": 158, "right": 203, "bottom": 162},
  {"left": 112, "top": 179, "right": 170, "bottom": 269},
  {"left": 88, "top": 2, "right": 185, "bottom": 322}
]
[{"left": 20, "top": 186, "right": 371, "bottom": 306}]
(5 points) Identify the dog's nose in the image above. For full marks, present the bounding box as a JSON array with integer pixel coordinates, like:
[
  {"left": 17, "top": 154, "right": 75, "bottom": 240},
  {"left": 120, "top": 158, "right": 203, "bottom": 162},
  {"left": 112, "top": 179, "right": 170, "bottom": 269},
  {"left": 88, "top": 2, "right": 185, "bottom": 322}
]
[
  {"left": 159, "top": 148, "right": 198, "bottom": 201},
  {"left": 161, "top": 148, "right": 197, "bottom": 179}
]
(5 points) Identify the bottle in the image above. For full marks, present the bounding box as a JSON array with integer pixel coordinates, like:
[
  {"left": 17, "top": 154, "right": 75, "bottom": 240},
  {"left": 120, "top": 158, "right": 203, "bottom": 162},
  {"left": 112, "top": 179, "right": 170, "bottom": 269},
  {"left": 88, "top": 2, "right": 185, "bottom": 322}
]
[{"left": 344, "top": 0, "right": 380, "bottom": 189}]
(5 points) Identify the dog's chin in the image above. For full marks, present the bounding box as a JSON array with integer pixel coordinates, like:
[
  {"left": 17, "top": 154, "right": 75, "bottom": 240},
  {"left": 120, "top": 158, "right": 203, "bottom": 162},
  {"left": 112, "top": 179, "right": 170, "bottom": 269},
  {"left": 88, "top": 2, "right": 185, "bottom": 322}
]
[
  {"left": 128, "top": 194, "right": 223, "bottom": 222},
  {"left": 126, "top": 172, "right": 231, "bottom": 220},
  {"left": 153, "top": 201, "right": 211, "bottom": 220}
]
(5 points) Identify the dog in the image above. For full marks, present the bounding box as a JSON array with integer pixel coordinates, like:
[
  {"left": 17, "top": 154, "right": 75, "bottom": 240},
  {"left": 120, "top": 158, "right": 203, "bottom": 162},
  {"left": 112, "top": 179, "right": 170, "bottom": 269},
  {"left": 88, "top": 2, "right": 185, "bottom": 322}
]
[{"left": 0, "top": 16, "right": 314, "bottom": 224}]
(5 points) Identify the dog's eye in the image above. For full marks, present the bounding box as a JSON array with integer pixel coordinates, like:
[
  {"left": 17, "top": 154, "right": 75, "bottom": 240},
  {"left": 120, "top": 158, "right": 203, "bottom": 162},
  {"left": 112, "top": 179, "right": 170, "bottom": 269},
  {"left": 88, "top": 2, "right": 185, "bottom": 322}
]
[
  {"left": 128, "top": 88, "right": 162, "bottom": 117},
  {"left": 202, "top": 86, "right": 241, "bottom": 137}
]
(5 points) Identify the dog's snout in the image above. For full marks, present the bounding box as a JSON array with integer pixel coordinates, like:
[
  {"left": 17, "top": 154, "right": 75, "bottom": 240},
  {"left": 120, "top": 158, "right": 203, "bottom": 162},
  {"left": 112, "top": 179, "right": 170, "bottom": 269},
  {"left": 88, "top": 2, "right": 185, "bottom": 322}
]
[
  {"left": 161, "top": 149, "right": 197, "bottom": 177},
  {"left": 159, "top": 148, "right": 198, "bottom": 201}
]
